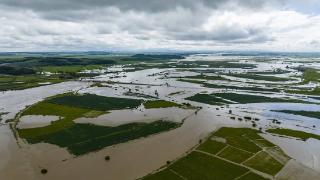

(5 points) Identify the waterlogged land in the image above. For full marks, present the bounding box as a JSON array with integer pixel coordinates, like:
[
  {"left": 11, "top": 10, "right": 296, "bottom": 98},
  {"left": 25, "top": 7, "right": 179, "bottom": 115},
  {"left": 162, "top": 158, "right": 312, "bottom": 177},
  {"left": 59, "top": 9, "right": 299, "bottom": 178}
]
[
  {"left": 144, "top": 128, "right": 288, "bottom": 180},
  {"left": 0, "top": 52, "right": 320, "bottom": 180}
]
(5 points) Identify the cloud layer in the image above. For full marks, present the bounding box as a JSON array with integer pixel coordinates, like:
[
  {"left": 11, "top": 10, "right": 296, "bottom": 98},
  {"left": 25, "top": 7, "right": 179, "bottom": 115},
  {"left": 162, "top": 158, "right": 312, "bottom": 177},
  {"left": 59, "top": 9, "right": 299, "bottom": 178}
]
[{"left": 0, "top": 0, "right": 319, "bottom": 52}]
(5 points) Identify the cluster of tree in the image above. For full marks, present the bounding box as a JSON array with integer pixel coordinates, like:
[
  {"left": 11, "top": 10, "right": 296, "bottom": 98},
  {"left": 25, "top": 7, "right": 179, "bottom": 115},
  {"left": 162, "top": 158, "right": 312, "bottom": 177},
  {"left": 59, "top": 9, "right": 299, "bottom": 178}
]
[{"left": 0, "top": 65, "right": 36, "bottom": 75}]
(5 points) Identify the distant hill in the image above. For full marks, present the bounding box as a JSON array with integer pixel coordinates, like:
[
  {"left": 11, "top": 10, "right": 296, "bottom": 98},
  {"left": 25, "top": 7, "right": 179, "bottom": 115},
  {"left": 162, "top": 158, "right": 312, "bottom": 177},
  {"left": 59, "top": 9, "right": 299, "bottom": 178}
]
[{"left": 122, "top": 54, "right": 185, "bottom": 61}]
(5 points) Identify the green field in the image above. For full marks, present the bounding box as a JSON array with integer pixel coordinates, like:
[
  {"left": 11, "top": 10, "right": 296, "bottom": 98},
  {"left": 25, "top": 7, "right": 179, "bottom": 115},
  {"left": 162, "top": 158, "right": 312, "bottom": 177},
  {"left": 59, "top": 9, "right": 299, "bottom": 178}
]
[
  {"left": 243, "top": 151, "right": 284, "bottom": 175},
  {"left": 40, "top": 65, "right": 102, "bottom": 73},
  {"left": 186, "top": 92, "right": 306, "bottom": 105},
  {"left": 185, "top": 93, "right": 231, "bottom": 105},
  {"left": 26, "top": 120, "right": 180, "bottom": 156},
  {"left": 274, "top": 110, "right": 320, "bottom": 119},
  {"left": 147, "top": 151, "right": 249, "bottom": 180},
  {"left": 47, "top": 93, "right": 143, "bottom": 111},
  {"left": 217, "top": 146, "right": 253, "bottom": 163},
  {"left": 18, "top": 93, "right": 143, "bottom": 138},
  {"left": 196, "top": 139, "right": 226, "bottom": 154},
  {"left": 301, "top": 68, "right": 320, "bottom": 84},
  {"left": 143, "top": 127, "right": 287, "bottom": 180},
  {"left": 182, "top": 75, "right": 228, "bottom": 81},
  {"left": 287, "top": 87, "right": 320, "bottom": 96},
  {"left": 214, "top": 93, "right": 307, "bottom": 104},
  {"left": 179, "top": 79, "right": 281, "bottom": 92},
  {"left": 227, "top": 73, "right": 293, "bottom": 82},
  {"left": 0, "top": 75, "right": 64, "bottom": 91},
  {"left": 143, "top": 100, "right": 181, "bottom": 109},
  {"left": 267, "top": 128, "right": 320, "bottom": 141}
]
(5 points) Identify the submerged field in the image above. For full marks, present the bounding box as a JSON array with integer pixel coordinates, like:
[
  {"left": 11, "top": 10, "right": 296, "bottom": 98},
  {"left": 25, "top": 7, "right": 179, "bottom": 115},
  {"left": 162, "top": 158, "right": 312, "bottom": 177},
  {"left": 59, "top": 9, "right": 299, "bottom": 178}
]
[
  {"left": 16, "top": 93, "right": 186, "bottom": 155},
  {"left": 1, "top": 53, "right": 320, "bottom": 180}
]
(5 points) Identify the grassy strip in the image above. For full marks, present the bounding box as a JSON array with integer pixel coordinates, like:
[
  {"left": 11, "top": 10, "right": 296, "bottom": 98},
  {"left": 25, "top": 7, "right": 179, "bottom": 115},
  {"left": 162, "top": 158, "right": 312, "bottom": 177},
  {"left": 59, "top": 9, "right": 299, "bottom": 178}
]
[
  {"left": 287, "top": 87, "right": 320, "bottom": 96},
  {"left": 26, "top": 120, "right": 180, "bottom": 156},
  {"left": 179, "top": 79, "right": 280, "bottom": 92},
  {"left": 237, "top": 172, "right": 269, "bottom": 180},
  {"left": 267, "top": 128, "right": 320, "bottom": 141},
  {"left": 227, "top": 73, "right": 292, "bottom": 82},
  {"left": 185, "top": 93, "right": 231, "bottom": 105},
  {"left": 0, "top": 75, "right": 64, "bottom": 91},
  {"left": 214, "top": 93, "right": 307, "bottom": 104},
  {"left": 40, "top": 65, "right": 102, "bottom": 73},
  {"left": 182, "top": 75, "right": 227, "bottom": 81},
  {"left": 273, "top": 110, "right": 320, "bottom": 119},
  {"left": 47, "top": 93, "right": 143, "bottom": 111},
  {"left": 143, "top": 100, "right": 181, "bottom": 109}
]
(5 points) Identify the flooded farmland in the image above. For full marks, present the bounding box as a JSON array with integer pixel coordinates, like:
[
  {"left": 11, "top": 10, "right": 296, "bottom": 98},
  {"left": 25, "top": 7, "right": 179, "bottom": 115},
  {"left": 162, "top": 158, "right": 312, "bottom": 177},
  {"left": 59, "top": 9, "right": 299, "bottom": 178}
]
[{"left": 1, "top": 53, "right": 320, "bottom": 180}]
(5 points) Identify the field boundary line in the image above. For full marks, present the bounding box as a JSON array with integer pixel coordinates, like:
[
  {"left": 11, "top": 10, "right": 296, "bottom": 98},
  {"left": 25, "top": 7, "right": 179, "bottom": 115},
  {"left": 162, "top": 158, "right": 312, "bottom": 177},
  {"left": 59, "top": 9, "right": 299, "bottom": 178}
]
[
  {"left": 215, "top": 145, "right": 229, "bottom": 155},
  {"left": 241, "top": 150, "right": 263, "bottom": 165},
  {"left": 234, "top": 171, "right": 250, "bottom": 180},
  {"left": 195, "top": 150, "right": 273, "bottom": 179},
  {"left": 169, "top": 169, "right": 188, "bottom": 180}
]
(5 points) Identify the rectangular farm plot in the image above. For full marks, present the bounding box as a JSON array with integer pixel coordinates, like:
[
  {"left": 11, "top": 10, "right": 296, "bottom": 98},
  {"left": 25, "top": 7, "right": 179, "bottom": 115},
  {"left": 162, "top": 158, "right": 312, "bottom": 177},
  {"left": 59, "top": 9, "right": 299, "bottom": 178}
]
[
  {"left": 196, "top": 139, "right": 226, "bottom": 155},
  {"left": 217, "top": 146, "right": 254, "bottom": 163},
  {"left": 170, "top": 151, "right": 249, "bottom": 180},
  {"left": 243, "top": 151, "right": 284, "bottom": 176}
]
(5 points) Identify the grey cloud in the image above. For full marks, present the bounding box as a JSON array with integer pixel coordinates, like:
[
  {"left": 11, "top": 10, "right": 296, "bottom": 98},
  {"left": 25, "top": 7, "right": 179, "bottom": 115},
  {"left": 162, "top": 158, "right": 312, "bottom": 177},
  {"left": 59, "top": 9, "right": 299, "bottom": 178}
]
[{"left": 0, "top": 0, "right": 269, "bottom": 13}]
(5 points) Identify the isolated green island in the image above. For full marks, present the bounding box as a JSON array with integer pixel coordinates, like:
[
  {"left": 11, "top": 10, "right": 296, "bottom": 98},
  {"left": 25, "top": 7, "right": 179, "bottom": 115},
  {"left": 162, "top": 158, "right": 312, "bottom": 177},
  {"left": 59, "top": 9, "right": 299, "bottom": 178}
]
[{"left": 16, "top": 93, "right": 184, "bottom": 155}]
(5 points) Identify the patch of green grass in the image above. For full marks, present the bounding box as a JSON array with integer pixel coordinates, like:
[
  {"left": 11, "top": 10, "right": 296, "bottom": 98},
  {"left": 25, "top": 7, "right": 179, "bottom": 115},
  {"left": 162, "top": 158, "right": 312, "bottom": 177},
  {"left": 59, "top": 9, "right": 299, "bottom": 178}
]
[
  {"left": 227, "top": 73, "right": 292, "bottom": 82},
  {"left": 214, "top": 93, "right": 307, "bottom": 104},
  {"left": 196, "top": 139, "right": 226, "bottom": 154},
  {"left": 301, "top": 68, "right": 320, "bottom": 84},
  {"left": 243, "top": 151, "right": 284, "bottom": 175},
  {"left": 213, "top": 128, "right": 262, "bottom": 153},
  {"left": 267, "top": 128, "right": 320, "bottom": 141},
  {"left": 225, "top": 136, "right": 261, "bottom": 153},
  {"left": 143, "top": 100, "right": 181, "bottom": 109},
  {"left": 40, "top": 65, "right": 102, "bottom": 73},
  {"left": 143, "top": 169, "right": 184, "bottom": 180},
  {"left": 18, "top": 103, "right": 92, "bottom": 138},
  {"left": 274, "top": 110, "right": 320, "bottom": 119},
  {"left": 178, "top": 79, "right": 281, "bottom": 92},
  {"left": 237, "top": 172, "right": 269, "bottom": 180},
  {"left": 0, "top": 75, "right": 64, "bottom": 91},
  {"left": 213, "top": 127, "right": 261, "bottom": 139},
  {"left": 217, "top": 146, "right": 253, "bottom": 163},
  {"left": 26, "top": 120, "right": 180, "bottom": 156},
  {"left": 183, "top": 75, "right": 228, "bottom": 81},
  {"left": 287, "top": 87, "right": 320, "bottom": 96},
  {"left": 253, "top": 139, "right": 276, "bottom": 148},
  {"left": 185, "top": 93, "right": 231, "bottom": 105},
  {"left": 168, "top": 91, "right": 184, "bottom": 96},
  {"left": 17, "top": 93, "right": 144, "bottom": 138},
  {"left": 47, "top": 93, "right": 143, "bottom": 111},
  {"left": 170, "top": 151, "right": 249, "bottom": 180}
]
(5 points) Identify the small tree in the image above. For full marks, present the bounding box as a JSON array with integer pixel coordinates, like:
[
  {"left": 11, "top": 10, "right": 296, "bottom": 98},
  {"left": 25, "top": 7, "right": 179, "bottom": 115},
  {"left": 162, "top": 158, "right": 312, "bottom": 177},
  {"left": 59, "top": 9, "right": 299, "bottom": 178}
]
[
  {"left": 41, "top": 169, "right": 48, "bottom": 174},
  {"left": 105, "top": 156, "right": 110, "bottom": 161}
]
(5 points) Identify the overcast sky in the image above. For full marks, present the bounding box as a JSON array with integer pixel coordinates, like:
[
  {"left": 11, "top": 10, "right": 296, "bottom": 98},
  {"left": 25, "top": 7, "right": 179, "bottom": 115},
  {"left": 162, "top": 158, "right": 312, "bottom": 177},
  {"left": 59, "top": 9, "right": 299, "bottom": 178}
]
[{"left": 0, "top": 0, "right": 319, "bottom": 52}]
